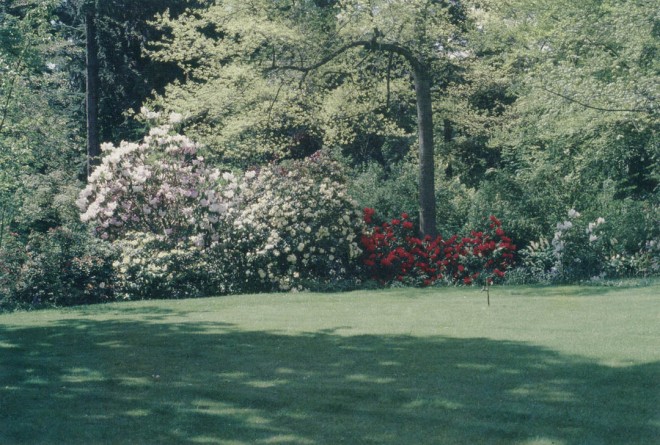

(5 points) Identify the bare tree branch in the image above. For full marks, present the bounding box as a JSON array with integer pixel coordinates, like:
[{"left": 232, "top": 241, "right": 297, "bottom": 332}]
[
  {"left": 265, "top": 39, "right": 422, "bottom": 75},
  {"left": 540, "top": 86, "right": 653, "bottom": 114}
]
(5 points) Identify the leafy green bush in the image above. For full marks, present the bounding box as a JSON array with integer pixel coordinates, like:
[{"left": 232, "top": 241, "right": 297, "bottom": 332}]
[
  {"left": 349, "top": 160, "right": 419, "bottom": 223},
  {"left": 0, "top": 225, "right": 116, "bottom": 311},
  {"left": 348, "top": 158, "right": 475, "bottom": 237},
  {"left": 595, "top": 183, "right": 659, "bottom": 258},
  {"left": 0, "top": 173, "right": 116, "bottom": 311},
  {"left": 514, "top": 237, "right": 556, "bottom": 284},
  {"left": 465, "top": 172, "right": 567, "bottom": 250}
]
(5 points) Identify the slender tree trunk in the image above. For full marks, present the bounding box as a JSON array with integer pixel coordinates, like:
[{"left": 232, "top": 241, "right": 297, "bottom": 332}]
[
  {"left": 85, "top": 3, "right": 100, "bottom": 178},
  {"left": 443, "top": 118, "right": 452, "bottom": 143},
  {"left": 269, "top": 40, "right": 438, "bottom": 237},
  {"left": 443, "top": 118, "right": 454, "bottom": 178},
  {"left": 412, "top": 65, "right": 437, "bottom": 238}
]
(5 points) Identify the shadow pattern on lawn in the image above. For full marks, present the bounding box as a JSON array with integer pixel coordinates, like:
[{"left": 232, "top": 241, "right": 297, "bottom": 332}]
[{"left": 0, "top": 314, "right": 658, "bottom": 445}]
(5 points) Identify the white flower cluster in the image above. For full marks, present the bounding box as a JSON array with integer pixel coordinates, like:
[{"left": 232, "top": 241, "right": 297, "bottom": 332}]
[
  {"left": 140, "top": 106, "right": 161, "bottom": 121},
  {"left": 586, "top": 217, "right": 606, "bottom": 242},
  {"left": 548, "top": 208, "right": 613, "bottom": 280},
  {"left": 552, "top": 209, "right": 582, "bottom": 255},
  {"left": 232, "top": 157, "right": 364, "bottom": 290},
  {"left": 111, "top": 231, "right": 212, "bottom": 299}
]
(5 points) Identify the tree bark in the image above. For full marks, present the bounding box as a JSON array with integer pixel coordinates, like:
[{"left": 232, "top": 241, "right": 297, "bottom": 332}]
[
  {"left": 413, "top": 66, "right": 437, "bottom": 237},
  {"left": 443, "top": 118, "right": 452, "bottom": 143},
  {"left": 85, "top": 3, "right": 100, "bottom": 178}
]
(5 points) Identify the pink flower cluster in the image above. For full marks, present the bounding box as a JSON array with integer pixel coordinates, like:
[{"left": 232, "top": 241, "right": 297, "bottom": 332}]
[{"left": 77, "top": 125, "right": 240, "bottom": 246}]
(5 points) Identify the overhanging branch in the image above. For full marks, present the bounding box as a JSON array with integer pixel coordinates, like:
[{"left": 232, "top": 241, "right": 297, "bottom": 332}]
[
  {"left": 265, "top": 39, "right": 422, "bottom": 76},
  {"left": 540, "top": 86, "right": 653, "bottom": 114}
]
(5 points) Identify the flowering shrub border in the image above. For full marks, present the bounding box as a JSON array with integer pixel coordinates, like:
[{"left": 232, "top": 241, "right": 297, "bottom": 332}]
[{"left": 76, "top": 115, "right": 252, "bottom": 299}]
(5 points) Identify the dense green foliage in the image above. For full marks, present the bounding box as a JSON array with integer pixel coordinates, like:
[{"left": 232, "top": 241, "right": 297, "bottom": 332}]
[
  {"left": 465, "top": 0, "right": 658, "bottom": 237},
  {"left": 0, "top": 0, "right": 657, "bottom": 310}
]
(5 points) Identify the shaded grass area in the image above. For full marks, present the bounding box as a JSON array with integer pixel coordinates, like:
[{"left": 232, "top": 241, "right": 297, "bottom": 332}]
[{"left": 1, "top": 285, "right": 658, "bottom": 444}]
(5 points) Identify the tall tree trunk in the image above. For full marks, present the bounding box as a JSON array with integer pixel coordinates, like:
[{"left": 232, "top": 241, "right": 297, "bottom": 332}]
[
  {"left": 269, "top": 39, "right": 439, "bottom": 237},
  {"left": 85, "top": 3, "right": 100, "bottom": 178},
  {"left": 413, "top": 65, "right": 437, "bottom": 238}
]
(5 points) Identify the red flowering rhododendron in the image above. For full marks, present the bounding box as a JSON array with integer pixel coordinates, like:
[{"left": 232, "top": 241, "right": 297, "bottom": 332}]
[
  {"left": 363, "top": 207, "right": 375, "bottom": 224},
  {"left": 360, "top": 209, "right": 516, "bottom": 287}
]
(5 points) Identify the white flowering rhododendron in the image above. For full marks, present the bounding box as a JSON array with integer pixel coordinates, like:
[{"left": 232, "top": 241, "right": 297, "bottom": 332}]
[
  {"left": 77, "top": 118, "right": 241, "bottom": 246},
  {"left": 233, "top": 153, "right": 364, "bottom": 290},
  {"left": 548, "top": 209, "right": 612, "bottom": 281}
]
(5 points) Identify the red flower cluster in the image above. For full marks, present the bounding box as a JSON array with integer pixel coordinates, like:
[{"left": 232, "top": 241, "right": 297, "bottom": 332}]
[
  {"left": 360, "top": 210, "right": 516, "bottom": 286},
  {"left": 363, "top": 207, "right": 376, "bottom": 224}
]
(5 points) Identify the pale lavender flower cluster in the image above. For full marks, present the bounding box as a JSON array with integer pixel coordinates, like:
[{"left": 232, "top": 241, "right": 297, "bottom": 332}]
[
  {"left": 586, "top": 217, "right": 606, "bottom": 242},
  {"left": 551, "top": 209, "right": 578, "bottom": 256},
  {"left": 77, "top": 120, "right": 240, "bottom": 246}
]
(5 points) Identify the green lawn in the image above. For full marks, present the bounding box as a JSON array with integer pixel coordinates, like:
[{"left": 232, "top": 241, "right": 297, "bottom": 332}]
[{"left": 1, "top": 285, "right": 658, "bottom": 444}]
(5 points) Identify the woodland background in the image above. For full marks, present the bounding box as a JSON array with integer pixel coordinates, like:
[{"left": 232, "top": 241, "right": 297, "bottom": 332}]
[{"left": 1, "top": 0, "right": 657, "bottom": 309}]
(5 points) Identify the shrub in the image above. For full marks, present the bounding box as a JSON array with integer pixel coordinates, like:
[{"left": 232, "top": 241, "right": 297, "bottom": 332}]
[
  {"left": 1, "top": 173, "right": 116, "bottom": 311},
  {"left": 361, "top": 210, "right": 516, "bottom": 287},
  {"left": 360, "top": 209, "right": 429, "bottom": 285},
  {"left": 595, "top": 191, "right": 659, "bottom": 278},
  {"left": 112, "top": 232, "right": 210, "bottom": 299},
  {"left": 79, "top": 123, "right": 367, "bottom": 297},
  {"left": 77, "top": 123, "right": 241, "bottom": 245},
  {"left": 0, "top": 225, "right": 116, "bottom": 310},
  {"left": 349, "top": 161, "right": 418, "bottom": 224},
  {"left": 515, "top": 237, "right": 556, "bottom": 284},
  {"left": 595, "top": 181, "right": 659, "bottom": 255},
  {"left": 232, "top": 152, "right": 365, "bottom": 291},
  {"left": 549, "top": 209, "right": 610, "bottom": 281},
  {"left": 605, "top": 247, "right": 658, "bottom": 279},
  {"left": 515, "top": 206, "right": 659, "bottom": 283},
  {"left": 77, "top": 117, "right": 248, "bottom": 299}
]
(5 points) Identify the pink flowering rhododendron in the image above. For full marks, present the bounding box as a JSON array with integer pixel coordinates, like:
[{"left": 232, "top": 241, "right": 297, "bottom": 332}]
[
  {"left": 77, "top": 116, "right": 259, "bottom": 298},
  {"left": 77, "top": 122, "right": 241, "bottom": 246}
]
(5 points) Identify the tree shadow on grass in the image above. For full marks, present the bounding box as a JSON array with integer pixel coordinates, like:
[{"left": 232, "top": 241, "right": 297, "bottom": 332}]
[{"left": 0, "top": 316, "right": 657, "bottom": 445}]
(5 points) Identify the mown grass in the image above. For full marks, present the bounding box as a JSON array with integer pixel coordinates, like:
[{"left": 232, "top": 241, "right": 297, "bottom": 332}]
[{"left": 1, "top": 284, "right": 658, "bottom": 444}]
